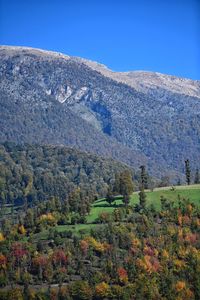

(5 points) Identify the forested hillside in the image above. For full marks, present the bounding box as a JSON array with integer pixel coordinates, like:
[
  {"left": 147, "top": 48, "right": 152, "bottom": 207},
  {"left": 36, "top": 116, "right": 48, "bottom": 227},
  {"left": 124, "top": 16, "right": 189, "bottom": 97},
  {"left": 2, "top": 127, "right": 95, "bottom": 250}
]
[
  {"left": 1, "top": 46, "right": 200, "bottom": 178},
  {"left": 0, "top": 186, "right": 199, "bottom": 299},
  {"left": 0, "top": 143, "right": 131, "bottom": 207}
]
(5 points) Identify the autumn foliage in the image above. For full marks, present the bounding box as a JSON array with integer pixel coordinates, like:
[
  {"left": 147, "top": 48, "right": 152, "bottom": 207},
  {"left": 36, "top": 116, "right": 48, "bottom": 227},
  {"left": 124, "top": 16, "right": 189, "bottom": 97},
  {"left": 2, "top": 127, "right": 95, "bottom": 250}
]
[{"left": 0, "top": 191, "right": 199, "bottom": 299}]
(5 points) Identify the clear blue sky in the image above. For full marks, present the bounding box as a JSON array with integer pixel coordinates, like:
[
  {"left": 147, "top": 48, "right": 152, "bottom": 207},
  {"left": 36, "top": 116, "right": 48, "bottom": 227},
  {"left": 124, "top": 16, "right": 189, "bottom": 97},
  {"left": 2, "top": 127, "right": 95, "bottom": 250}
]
[{"left": 0, "top": 0, "right": 199, "bottom": 79}]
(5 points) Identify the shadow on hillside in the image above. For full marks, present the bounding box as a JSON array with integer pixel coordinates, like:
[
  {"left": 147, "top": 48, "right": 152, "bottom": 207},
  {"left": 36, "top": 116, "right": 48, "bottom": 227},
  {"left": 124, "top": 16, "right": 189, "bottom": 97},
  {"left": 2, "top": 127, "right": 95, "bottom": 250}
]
[
  {"left": 94, "top": 196, "right": 123, "bottom": 204},
  {"left": 93, "top": 203, "right": 124, "bottom": 208}
]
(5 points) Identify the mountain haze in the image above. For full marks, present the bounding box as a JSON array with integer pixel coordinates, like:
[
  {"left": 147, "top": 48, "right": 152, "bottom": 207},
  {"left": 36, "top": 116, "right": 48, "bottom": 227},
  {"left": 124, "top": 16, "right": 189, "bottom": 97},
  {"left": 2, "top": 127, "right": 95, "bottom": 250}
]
[{"left": 0, "top": 45, "right": 200, "bottom": 178}]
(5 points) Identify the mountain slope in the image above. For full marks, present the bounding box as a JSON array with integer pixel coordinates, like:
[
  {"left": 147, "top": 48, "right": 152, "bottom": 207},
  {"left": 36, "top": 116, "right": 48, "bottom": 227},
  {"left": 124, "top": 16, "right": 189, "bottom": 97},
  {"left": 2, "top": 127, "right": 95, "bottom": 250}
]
[
  {"left": 76, "top": 56, "right": 200, "bottom": 98},
  {"left": 0, "top": 45, "right": 200, "bottom": 178},
  {"left": 0, "top": 143, "right": 131, "bottom": 206}
]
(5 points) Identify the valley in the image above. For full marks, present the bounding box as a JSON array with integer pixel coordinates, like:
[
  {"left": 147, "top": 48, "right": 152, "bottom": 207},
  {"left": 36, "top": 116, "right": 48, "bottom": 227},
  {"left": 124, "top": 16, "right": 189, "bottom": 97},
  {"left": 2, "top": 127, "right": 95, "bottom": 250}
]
[{"left": 0, "top": 46, "right": 200, "bottom": 300}]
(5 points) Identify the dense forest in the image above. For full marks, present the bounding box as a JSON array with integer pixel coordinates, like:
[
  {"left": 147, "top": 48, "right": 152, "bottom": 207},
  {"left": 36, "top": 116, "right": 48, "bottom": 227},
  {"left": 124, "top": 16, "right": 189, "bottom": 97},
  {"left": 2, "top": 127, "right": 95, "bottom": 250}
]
[
  {"left": 0, "top": 142, "right": 132, "bottom": 208},
  {"left": 0, "top": 142, "right": 200, "bottom": 299},
  {"left": 0, "top": 189, "right": 200, "bottom": 299}
]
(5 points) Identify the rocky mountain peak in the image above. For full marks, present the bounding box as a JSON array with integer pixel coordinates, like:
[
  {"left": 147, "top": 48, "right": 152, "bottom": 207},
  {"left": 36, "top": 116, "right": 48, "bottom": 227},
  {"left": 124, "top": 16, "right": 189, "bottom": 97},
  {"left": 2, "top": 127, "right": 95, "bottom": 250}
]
[{"left": 0, "top": 45, "right": 199, "bottom": 179}]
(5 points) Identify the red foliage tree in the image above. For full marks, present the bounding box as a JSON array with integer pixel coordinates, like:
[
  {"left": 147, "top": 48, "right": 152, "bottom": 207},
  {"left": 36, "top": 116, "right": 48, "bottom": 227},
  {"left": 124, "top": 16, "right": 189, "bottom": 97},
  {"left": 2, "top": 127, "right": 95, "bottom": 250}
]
[
  {"left": 117, "top": 267, "right": 128, "bottom": 284},
  {"left": 52, "top": 250, "right": 67, "bottom": 267}
]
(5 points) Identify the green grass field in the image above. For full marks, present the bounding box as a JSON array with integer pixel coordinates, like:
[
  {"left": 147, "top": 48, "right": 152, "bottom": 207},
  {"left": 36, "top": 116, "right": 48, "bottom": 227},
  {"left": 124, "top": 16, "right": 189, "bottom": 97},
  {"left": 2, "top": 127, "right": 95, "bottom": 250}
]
[
  {"left": 88, "top": 184, "right": 200, "bottom": 223},
  {"left": 34, "top": 223, "right": 106, "bottom": 240},
  {"left": 34, "top": 185, "right": 200, "bottom": 240}
]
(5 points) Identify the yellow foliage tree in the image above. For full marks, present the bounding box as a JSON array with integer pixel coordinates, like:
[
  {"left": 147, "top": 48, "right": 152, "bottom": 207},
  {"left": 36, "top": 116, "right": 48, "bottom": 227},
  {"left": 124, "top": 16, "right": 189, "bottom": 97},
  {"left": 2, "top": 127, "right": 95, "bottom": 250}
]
[
  {"left": 84, "top": 237, "right": 105, "bottom": 253},
  {"left": 95, "top": 282, "right": 111, "bottom": 298},
  {"left": 175, "top": 281, "right": 186, "bottom": 292},
  {"left": 162, "top": 249, "right": 169, "bottom": 260},
  {"left": 39, "top": 213, "right": 57, "bottom": 226},
  {"left": 0, "top": 232, "right": 5, "bottom": 242},
  {"left": 0, "top": 253, "right": 7, "bottom": 269},
  {"left": 18, "top": 225, "right": 26, "bottom": 235}
]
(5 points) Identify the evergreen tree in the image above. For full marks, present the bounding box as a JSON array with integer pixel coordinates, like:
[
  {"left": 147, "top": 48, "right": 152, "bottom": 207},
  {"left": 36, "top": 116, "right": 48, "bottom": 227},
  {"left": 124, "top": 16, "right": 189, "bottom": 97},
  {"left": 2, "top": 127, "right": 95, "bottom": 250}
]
[
  {"left": 139, "top": 188, "right": 146, "bottom": 210},
  {"left": 63, "top": 199, "right": 69, "bottom": 214},
  {"left": 194, "top": 168, "right": 200, "bottom": 184},
  {"left": 113, "top": 173, "right": 121, "bottom": 195},
  {"left": 24, "top": 209, "right": 34, "bottom": 228},
  {"left": 119, "top": 170, "right": 134, "bottom": 196},
  {"left": 119, "top": 170, "right": 134, "bottom": 208},
  {"left": 123, "top": 194, "right": 130, "bottom": 208},
  {"left": 139, "top": 165, "right": 148, "bottom": 189},
  {"left": 79, "top": 199, "right": 87, "bottom": 217},
  {"left": 68, "top": 188, "right": 81, "bottom": 213},
  {"left": 85, "top": 197, "right": 91, "bottom": 215},
  {"left": 185, "top": 159, "right": 191, "bottom": 185},
  {"left": 106, "top": 186, "right": 115, "bottom": 206}
]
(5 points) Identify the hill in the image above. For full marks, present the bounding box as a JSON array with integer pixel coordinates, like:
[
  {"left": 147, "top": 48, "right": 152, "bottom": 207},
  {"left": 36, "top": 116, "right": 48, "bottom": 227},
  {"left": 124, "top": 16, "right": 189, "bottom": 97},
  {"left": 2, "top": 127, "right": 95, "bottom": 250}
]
[
  {"left": 1, "top": 184, "right": 199, "bottom": 299},
  {"left": 0, "top": 143, "right": 131, "bottom": 207},
  {"left": 0, "top": 46, "right": 200, "bottom": 178},
  {"left": 87, "top": 184, "right": 200, "bottom": 223},
  {"left": 55, "top": 184, "right": 200, "bottom": 228}
]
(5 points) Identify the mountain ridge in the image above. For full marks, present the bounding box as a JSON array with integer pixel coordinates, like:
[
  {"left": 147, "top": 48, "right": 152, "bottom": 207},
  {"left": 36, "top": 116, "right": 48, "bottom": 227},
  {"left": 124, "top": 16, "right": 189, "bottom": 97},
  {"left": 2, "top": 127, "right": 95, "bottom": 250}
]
[
  {"left": 73, "top": 56, "right": 200, "bottom": 99},
  {"left": 0, "top": 45, "right": 200, "bottom": 179}
]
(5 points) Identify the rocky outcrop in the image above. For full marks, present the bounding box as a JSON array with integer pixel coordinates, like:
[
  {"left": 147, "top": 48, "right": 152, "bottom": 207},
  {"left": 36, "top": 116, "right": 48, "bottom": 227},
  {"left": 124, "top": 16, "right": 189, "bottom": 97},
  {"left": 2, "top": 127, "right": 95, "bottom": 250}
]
[{"left": 0, "top": 45, "right": 200, "bottom": 178}]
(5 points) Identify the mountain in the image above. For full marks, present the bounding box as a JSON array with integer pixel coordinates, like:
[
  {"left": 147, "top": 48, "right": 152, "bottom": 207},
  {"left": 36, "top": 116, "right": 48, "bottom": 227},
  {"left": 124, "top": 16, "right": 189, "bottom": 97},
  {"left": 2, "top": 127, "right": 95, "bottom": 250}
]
[
  {"left": 0, "top": 45, "right": 200, "bottom": 178},
  {"left": 76, "top": 57, "right": 200, "bottom": 99}
]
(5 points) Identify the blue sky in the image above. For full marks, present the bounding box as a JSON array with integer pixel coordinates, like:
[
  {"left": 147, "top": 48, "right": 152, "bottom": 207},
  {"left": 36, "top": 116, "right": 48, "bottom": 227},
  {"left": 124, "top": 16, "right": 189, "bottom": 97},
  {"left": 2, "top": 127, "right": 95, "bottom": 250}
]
[{"left": 0, "top": 0, "right": 199, "bottom": 79}]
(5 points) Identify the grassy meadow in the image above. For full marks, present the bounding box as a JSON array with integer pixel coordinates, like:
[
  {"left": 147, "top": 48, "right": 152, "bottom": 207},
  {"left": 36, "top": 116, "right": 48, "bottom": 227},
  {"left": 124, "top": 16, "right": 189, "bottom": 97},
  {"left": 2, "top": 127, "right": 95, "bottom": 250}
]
[{"left": 33, "top": 184, "right": 200, "bottom": 240}]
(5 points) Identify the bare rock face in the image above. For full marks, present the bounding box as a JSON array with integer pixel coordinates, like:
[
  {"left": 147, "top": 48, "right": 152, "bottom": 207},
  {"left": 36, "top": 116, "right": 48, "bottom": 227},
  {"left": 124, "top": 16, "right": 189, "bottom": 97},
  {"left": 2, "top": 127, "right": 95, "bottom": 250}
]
[{"left": 0, "top": 45, "right": 200, "bottom": 178}]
